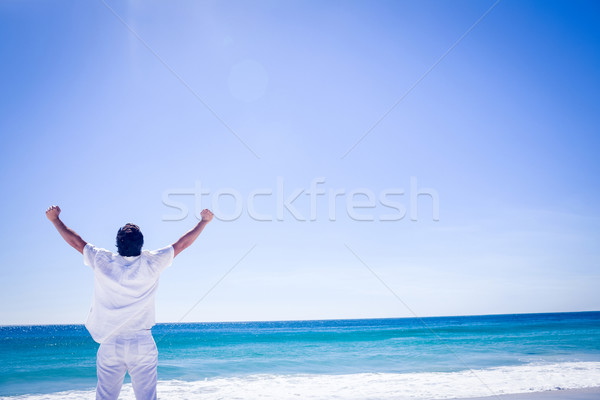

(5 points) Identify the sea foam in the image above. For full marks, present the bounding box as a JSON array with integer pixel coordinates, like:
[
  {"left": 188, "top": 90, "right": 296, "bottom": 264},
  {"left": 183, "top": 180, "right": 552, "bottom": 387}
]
[{"left": 4, "top": 361, "right": 600, "bottom": 400}]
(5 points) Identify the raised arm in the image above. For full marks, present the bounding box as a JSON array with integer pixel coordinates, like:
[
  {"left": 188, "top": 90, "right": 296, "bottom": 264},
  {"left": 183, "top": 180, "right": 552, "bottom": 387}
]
[
  {"left": 172, "top": 209, "right": 214, "bottom": 258},
  {"left": 46, "top": 205, "right": 87, "bottom": 254}
]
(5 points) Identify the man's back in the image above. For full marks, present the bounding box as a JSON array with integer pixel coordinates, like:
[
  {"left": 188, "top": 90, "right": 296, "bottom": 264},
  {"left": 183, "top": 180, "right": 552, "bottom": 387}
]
[{"left": 84, "top": 244, "right": 175, "bottom": 343}]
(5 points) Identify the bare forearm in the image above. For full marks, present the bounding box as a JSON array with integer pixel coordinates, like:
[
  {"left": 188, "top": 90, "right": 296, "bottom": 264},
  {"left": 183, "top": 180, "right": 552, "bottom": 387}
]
[
  {"left": 171, "top": 208, "right": 213, "bottom": 257},
  {"left": 172, "top": 220, "right": 209, "bottom": 257},
  {"left": 52, "top": 218, "right": 87, "bottom": 254}
]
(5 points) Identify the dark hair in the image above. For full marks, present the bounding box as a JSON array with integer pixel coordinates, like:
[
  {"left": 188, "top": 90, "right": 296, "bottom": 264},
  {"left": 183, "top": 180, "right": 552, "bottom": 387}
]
[{"left": 116, "top": 223, "right": 144, "bottom": 256}]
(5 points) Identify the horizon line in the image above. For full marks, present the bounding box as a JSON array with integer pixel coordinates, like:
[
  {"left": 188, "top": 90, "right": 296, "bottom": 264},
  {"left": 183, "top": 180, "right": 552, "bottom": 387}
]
[{"left": 2, "top": 309, "right": 598, "bottom": 328}]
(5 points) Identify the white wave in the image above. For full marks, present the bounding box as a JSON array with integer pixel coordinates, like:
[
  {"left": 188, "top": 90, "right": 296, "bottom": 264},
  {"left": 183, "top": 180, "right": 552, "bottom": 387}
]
[{"left": 4, "top": 362, "right": 600, "bottom": 400}]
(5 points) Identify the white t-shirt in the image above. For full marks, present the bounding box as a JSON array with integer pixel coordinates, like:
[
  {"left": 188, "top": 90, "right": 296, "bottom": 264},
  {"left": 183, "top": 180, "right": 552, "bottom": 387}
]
[{"left": 83, "top": 243, "right": 174, "bottom": 343}]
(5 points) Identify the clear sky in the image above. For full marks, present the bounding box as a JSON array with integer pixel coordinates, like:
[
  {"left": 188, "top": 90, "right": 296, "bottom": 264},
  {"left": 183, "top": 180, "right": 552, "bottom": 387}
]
[{"left": 0, "top": 0, "right": 599, "bottom": 325}]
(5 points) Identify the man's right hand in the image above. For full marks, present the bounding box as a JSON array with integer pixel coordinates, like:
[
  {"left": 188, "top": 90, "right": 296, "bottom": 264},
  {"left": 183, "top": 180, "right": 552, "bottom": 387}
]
[
  {"left": 200, "top": 209, "right": 214, "bottom": 223},
  {"left": 46, "top": 205, "right": 61, "bottom": 222}
]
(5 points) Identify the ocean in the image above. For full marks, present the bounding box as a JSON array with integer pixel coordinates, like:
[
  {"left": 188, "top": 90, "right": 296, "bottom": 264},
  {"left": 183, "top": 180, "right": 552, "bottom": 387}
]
[{"left": 1, "top": 312, "right": 599, "bottom": 399}]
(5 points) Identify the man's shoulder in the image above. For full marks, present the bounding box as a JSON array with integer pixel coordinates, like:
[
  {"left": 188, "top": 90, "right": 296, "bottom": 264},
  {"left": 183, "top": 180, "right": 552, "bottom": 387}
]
[
  {"left": 83, "top": 243, "right": 118, "bottom": 269},
  {"left": 141, "top": 246, "right": 174, "bottom": 269},
  {"left": 86, "top": 243, "right": 115, "bottom": 256},
  {"left": 142, "top": 245, "right": 174, "bottom": 255}
]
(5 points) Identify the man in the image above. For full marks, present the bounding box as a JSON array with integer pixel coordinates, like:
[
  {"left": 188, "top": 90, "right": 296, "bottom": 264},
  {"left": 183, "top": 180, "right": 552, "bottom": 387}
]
[{"left": 45, "top": 205, "right": 214, "bottom": 400}]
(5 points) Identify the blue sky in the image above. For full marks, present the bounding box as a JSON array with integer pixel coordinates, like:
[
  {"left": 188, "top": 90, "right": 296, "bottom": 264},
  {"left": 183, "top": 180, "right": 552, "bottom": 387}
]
[{"left": 0, "top": 0, "right": 599, "bottom": 324}]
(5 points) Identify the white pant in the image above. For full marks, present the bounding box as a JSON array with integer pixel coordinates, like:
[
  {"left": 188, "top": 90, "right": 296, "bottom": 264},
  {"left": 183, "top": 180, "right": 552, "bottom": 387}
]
[{"left": 96, "top": 330, "right": 158, "bottom": 400}]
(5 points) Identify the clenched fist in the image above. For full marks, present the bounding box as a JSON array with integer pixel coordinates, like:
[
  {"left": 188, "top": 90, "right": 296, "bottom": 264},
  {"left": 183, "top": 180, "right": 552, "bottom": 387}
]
[
  {"left": 46, "top": 205, "right": 61, "bottom": 221},
  {"left": 200, "top": 209, "right": 214, "bottom": 222}
]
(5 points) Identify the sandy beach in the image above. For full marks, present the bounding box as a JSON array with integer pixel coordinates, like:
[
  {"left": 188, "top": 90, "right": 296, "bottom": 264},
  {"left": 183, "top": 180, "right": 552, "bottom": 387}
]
[{"left": 449, "top": 387, "right": 600, "bottom": 400}]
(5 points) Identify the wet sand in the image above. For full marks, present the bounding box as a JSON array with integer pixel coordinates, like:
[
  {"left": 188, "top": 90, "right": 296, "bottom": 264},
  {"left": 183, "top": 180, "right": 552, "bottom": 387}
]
[{"left": 447, "top": 387, "right": 600, "bottom": 400}]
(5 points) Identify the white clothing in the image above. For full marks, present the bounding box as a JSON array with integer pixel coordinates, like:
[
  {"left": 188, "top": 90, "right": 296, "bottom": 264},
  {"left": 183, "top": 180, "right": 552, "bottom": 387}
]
[
  {"left": 83, "top": 243, "right": 174, "bottom": 343},
  {"left": 96, "top": 330, "right": 158, "bottom": 400}
]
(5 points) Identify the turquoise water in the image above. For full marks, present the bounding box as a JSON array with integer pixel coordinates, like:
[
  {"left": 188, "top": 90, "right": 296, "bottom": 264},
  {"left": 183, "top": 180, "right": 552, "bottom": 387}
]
[{"left": 1, "top": 312, "right": 599, "bottom": 397}]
